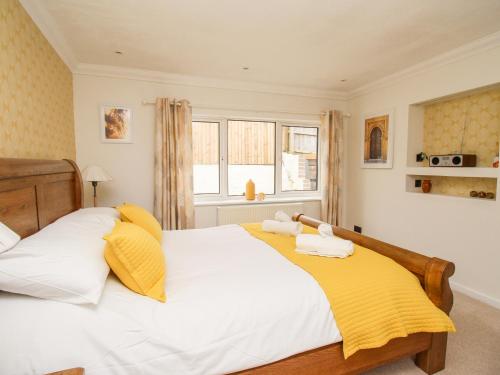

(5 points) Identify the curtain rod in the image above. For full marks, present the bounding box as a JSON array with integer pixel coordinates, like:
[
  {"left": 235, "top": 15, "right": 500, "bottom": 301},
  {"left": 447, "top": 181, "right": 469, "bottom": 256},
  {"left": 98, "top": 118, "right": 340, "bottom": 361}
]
[{"left": 141, "top": 100, "right": 351, "bottom": 118}]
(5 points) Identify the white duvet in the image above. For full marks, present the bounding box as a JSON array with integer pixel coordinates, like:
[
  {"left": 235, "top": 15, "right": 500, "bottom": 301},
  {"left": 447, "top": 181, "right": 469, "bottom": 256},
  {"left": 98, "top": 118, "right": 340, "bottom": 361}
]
[{"left": 0, "top": 225, "right": 341, "bottom": 375}]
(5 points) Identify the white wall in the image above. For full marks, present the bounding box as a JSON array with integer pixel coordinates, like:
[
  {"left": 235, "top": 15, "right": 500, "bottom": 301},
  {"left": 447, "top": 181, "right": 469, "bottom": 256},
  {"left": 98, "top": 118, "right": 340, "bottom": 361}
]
[
  {"left": 73, "top": 72, "right": 347, "bottom": 223},
  {"left": 73, "top": 44, "right": 500, "bottom": 308},
  {"left": 345, "top": 45, "right": 500, "bottom": 307}
]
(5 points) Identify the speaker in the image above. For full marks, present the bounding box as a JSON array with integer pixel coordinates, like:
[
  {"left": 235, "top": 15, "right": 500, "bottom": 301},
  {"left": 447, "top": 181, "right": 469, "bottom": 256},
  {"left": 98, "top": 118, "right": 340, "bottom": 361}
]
[{"left": 429, "top": 154, "right": 476, "bottom": 167}]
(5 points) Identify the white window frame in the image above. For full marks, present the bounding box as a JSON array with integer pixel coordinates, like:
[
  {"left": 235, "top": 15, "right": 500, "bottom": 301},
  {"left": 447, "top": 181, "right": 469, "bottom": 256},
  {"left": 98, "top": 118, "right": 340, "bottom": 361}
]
[{"left": 193, "top": 115, "right": 322, "bottom": 203}]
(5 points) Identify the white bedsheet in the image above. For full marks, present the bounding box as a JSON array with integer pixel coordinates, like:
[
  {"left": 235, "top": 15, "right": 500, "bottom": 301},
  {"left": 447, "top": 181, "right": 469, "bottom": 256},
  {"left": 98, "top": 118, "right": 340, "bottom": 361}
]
[{"left": 0, "top": 225, "right": 341, "bottom": 375}]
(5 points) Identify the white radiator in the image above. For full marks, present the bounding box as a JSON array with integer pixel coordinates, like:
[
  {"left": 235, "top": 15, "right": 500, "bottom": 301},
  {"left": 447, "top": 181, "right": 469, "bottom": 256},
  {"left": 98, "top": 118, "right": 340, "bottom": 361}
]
[{"left": 216, "top": 202, "right": 304, "bottom": 225}]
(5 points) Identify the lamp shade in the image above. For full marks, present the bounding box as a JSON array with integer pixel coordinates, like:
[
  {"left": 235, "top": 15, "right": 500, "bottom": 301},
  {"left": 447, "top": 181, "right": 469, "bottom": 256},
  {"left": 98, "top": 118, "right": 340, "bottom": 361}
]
[{"left": 82, "top": 165, "right": 112, "bottom": 182}]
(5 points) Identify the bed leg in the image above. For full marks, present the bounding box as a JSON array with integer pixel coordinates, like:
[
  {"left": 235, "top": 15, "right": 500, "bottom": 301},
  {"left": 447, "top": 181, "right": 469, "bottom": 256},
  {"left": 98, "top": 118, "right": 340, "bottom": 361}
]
[
  {"left": 415, "top": 257, "right": 454, "bottom": 374},
  {"left": 415, "top": 332, "right": 448, "bottom": 374}
]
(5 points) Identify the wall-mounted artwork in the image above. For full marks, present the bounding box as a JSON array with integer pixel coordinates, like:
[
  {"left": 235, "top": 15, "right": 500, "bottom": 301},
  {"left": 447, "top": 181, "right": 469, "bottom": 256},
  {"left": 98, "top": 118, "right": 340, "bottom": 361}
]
[
  {"left": 100, "top": 105, "right": 132, "bottom": 143},
  {"left": 361, "top": 110, "right": 394, "bottom": 168}
]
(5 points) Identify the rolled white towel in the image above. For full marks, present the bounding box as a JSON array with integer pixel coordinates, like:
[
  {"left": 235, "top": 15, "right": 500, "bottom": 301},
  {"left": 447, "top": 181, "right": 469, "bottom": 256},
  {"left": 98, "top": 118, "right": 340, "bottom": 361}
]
[
  {"left": 295, "top": 234, "right": 354, "bottom": 258},
  {"left": 262, "top": 220, "right": 303, "bottom": 236},
  {"left": 318, "top": 223, "right": 334, "bottom": 238},
  {"left": 274, "top": 210, "right": 292, "bottom": 222}
]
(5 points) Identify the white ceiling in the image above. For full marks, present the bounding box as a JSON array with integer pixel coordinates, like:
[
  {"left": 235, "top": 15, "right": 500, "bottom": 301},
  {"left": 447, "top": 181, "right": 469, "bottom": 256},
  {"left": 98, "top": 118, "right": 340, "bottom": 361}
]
[{"left": 28, "top": 0, "right": 500, "bottom": 92}]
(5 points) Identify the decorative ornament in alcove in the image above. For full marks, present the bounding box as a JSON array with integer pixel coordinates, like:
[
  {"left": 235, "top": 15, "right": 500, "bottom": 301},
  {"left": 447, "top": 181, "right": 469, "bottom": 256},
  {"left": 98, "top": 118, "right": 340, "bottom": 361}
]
[{"left": 361, "top": 110, "right": 394, "bottom": 169}]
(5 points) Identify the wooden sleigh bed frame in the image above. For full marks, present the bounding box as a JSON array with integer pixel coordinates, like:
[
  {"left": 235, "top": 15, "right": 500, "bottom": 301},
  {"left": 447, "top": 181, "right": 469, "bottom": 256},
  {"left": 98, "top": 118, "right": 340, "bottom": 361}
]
[{"left": 0, "top": 158, "right": 455, "bottom": 375}]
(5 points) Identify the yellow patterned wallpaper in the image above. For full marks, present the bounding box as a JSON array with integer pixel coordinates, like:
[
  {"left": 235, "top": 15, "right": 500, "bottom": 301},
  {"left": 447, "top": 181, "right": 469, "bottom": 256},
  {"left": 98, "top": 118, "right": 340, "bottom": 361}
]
[
  {"left": 428, "top": 176, "right": 497, "bottom": 199},
  {"left": 421, "top": 87, "right": 499, "bottom": 198},
  {"left": 0, "top": 0, "right": 75, "bottom": 159},
  {"left": 424, "top": 87, "right": 500, "bottom": 167}
]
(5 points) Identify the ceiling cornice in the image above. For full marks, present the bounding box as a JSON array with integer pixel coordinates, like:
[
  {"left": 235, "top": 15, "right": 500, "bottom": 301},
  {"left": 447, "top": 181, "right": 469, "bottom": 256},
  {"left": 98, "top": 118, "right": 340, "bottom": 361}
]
[
  {"left": 20, "top": 0, "right": 78, "bottom": 71},
  {"left": 74, "top": 63, "right": 349, "bottom": 101},
  {"left": 20, "top": 0, "right": 500, "bottom": 102},
  {"left": 348, "top": 30, "right": 500, "bottom": 99},
  {"left": 21, "top": 0, "right": 347, "bottom": 101}
]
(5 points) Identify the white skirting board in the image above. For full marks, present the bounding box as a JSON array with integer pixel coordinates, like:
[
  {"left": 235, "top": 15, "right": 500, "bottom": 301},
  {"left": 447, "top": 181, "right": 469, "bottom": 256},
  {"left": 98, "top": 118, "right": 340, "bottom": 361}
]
[
  {"left": 216, "top": 202, "right": 304, "bottom": 225},
  {"left": 451, "top": 281, "right": 500, "bottom": 309}
]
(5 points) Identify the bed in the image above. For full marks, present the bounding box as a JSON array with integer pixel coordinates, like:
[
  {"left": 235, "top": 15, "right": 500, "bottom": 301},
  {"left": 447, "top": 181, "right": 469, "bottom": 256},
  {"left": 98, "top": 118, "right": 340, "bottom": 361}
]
[{"left": 0, "top": 158, "right": 455, "bottom": 375}]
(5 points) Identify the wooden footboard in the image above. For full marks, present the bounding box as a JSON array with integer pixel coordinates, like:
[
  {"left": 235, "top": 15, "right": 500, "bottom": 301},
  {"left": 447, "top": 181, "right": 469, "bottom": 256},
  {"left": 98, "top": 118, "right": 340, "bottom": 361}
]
[
  {"left": 292, "top": 214, "right": 455, "bottom": 314},
  {"left": 290, "top": 213, "right": 455, "bottom": 374}
]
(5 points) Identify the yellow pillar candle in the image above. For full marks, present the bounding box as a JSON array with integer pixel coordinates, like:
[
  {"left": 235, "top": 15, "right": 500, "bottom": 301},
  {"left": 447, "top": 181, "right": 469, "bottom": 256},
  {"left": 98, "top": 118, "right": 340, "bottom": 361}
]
[{"left": 245, "top": 179, "right": 255, "bottom": 200}]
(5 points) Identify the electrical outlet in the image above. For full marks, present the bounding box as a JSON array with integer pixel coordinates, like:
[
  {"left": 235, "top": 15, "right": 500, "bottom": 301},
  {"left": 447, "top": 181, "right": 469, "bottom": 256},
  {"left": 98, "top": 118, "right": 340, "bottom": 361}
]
[
  {"left": 415, "top": 179, "right": 422, "bottom": 188},
  {"left": 354, "top": 225, "right": 362, "bottom": 234}
]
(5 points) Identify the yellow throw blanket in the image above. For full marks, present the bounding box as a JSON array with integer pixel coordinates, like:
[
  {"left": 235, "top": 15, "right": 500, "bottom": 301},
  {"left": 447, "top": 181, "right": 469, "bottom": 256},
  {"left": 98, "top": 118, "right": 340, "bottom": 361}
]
[{"left": 241, "top": 223, "right": 455, "bottom": 358}]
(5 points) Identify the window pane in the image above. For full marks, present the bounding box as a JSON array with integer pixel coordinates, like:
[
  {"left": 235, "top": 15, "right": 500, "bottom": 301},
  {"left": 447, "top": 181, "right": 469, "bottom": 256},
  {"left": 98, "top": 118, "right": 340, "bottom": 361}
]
[
  {"left": 282, "top": 126, "right": 318, "bottom": 191},
  {"left": 228, "top": 120, "right": 275, "bottom": 195},
  {"left": 192, "top": 121, "right": 220, "bottom": 194}
]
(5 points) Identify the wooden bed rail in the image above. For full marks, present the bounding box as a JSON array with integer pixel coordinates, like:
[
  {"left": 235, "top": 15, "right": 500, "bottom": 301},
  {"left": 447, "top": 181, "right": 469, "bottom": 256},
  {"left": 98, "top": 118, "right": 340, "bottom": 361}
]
[{"left": 293, "top": 213, "right": 455, "bottom": 374}]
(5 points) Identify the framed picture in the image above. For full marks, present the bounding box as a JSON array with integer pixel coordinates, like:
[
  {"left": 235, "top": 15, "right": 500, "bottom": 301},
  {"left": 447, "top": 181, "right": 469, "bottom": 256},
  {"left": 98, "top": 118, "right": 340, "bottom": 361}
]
[
  {"left": 100, "top": 105, "right": 132, "bottom": 143},
  {"left": 361, "top": 109, "right": 394, "bottom": 169}
]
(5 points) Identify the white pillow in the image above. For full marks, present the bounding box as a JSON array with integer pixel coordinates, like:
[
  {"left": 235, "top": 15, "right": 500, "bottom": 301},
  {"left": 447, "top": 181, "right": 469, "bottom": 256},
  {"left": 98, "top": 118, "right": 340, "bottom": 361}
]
[
  {"left": 67, "top": 207, "right": 120, "bottom": 219},
  {"left": 0, "top": 208, "right": 118, "bottom": 304},
  {"left": 0, "top": 222, "right": 20, "bottom": 254}
]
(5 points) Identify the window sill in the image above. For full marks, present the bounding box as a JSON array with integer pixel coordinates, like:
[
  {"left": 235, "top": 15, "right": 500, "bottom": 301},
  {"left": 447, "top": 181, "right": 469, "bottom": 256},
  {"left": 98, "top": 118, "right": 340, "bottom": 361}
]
[{"left": 194, "top": 196, "right": 321, "bottom": 207}]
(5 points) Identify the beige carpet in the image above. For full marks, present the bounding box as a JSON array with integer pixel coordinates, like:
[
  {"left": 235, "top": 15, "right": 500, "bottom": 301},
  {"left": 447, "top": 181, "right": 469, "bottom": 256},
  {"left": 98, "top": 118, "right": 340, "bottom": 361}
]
[{"left": 366, "top": 292, "right": 500, "bottom": 375}]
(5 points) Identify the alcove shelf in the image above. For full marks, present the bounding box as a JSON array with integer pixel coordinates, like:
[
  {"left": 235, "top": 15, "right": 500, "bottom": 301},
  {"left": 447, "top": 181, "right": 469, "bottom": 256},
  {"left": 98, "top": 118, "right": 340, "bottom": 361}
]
[
  {"left": 406, "top": 174, "right": 497, "bottom": 201},
  {"left": 405, "top": 189, "right": 497, "bottom": 202},
  {"left": 406, "top": 167, "right": 498, "bottom": 178}
]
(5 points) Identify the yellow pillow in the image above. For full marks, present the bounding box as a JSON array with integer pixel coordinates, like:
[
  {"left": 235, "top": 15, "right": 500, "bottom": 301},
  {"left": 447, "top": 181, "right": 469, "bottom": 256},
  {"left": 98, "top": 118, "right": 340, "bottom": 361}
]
[
  {"left": 104, "top": 221, "right": 166, "bottom": 302},
  {"left": 117, "top": 203, "right": 162, "bottom": 243}
]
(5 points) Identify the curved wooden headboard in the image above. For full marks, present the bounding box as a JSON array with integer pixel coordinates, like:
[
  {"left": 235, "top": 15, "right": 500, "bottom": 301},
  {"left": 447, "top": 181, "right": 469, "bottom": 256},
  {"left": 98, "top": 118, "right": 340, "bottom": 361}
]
[{"left": 0, "top": 158, "right": 83, "bottom": 238}]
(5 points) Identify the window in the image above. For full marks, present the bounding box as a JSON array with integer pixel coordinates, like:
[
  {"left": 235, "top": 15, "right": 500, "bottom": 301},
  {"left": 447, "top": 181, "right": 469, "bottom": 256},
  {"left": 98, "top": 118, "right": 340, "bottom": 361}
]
[
  {"left": 227, "top": 120, "right": 275, "bottom": 195},
  {"left": 192, "top": 121, "right": 220, "bottom": 194},
  {"left": 192, "top": 118, "right": 320, "bottom": 201},
  {"left": 282, "top": 126, "right": 318, "bottom": 191}
]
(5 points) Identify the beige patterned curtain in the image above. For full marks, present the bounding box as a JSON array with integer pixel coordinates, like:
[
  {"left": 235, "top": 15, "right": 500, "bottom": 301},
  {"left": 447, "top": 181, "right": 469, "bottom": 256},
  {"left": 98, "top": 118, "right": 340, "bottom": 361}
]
[
  {"left": 154, "top": 98, "right": 195, "bottom": 230},
  {"left": 320, "top": 110, "right": 344, "bottom": 226}
]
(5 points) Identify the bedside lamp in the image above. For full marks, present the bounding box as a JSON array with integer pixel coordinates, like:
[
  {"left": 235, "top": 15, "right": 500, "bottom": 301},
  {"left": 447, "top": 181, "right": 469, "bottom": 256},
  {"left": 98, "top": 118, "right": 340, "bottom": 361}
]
[{"left": 82, "top": 165, "right": 112, "bottom": 207}]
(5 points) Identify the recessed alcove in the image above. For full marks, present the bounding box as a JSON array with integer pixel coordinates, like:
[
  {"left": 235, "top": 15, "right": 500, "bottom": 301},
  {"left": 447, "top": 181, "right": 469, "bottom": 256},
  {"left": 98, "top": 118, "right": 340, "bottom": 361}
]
[
  {"left": 406, "top": 83, "right": 500, "bottom": 200},
  {"left": 406, "top": 174, "right": 497, "bottom": 201}
]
